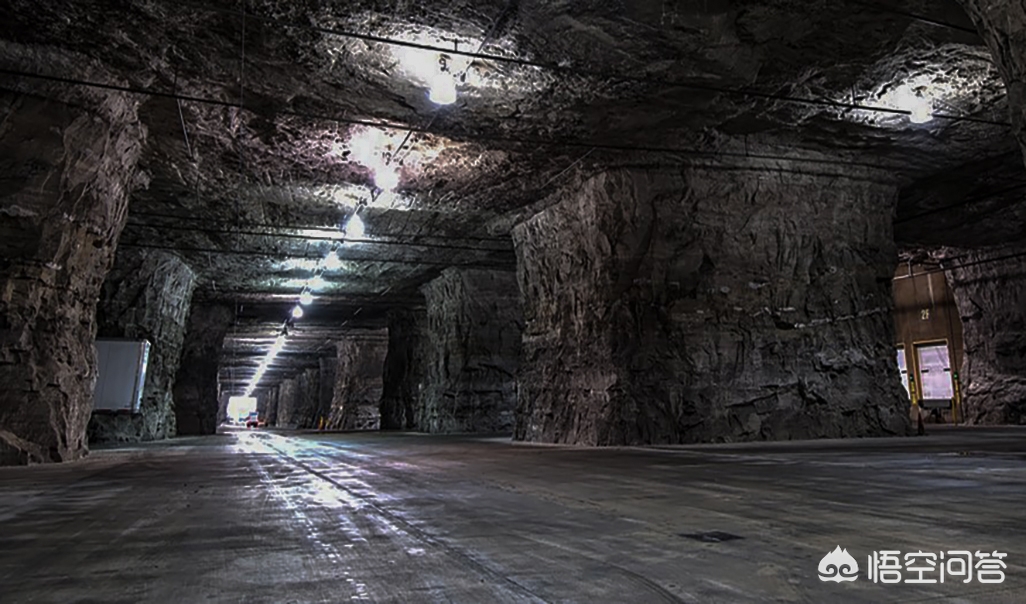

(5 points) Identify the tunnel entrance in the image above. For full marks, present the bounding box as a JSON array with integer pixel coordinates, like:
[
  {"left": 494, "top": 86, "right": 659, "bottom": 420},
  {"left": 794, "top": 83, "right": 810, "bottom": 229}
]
[
  {"left": 893, "top": 262, "right": 965, "bottom": 424},
  {"left": 226, "top": 397, "right": 258, "bottom": 425}
]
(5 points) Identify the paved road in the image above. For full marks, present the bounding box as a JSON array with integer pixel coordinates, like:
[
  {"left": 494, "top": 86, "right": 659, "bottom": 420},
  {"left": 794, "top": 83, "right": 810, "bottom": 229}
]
[{"left": 1, "top": 427, "right": 1025, "bottom": 603}]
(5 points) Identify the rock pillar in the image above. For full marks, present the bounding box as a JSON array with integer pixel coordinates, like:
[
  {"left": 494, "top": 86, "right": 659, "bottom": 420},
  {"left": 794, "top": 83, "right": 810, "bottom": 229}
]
[
  {"left": 957, "top": 1, "right": 1026, "bottom": 161},
  {"left": 317, "top": 356, "right": 337, "bottom": 428},
  {"left": 418, "top": 269, "right": 522, "bottom": 434},
  {"left": 0, "top": 48, "right": 146, "bottom": 464},
  {"left": 329, "top": 331, "right": 388, "bottom": 431},
  {"left": 941, "top": 246, "right": 1026, "bottom": 424},
  {"left": 275, "top": 378, "right": 299, "bottom": 429},
  {"left": 88, "top": 250, "right": 196, "bottom": 443},
  {"left": 512, "top": 168, "right": 910, "bottom": 445},
  {"left": 173, "top": 304, "right": 234, "bottom": 435},
  {"left": 265, "top": 386, "right": 279, "bottom": 426},
  {"left": 380, "top": 309, "right": 429, "bottom": 430}
]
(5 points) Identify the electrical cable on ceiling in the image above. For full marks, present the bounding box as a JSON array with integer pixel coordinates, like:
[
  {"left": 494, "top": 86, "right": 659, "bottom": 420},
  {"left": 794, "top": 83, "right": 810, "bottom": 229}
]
[
  {"left": 122, "top": 220, "right": 512, "bottom": 253},
  {"left": 165, "top": 0, "right": 1003, "bottom": 125},
  {"left": 0, "top": 72, "right": 974, "bottom": 173},
  {"left": 118, "top": 242, "right": 517, "bottom": 268},
  {"left": 128, "top": 210, "right": 511, "bottom": 244},
  {"left": 389, "top": 1, "right": 514, "bottom": 164},
  {"left": 904, "top": 248, "right": 1026, "bottom": 279},
  {"left": 845, "top": 0, "right": 980, "bottom": 35},
  {"left": 894, "top": 181, "right": 1026, "bottom": 224}
]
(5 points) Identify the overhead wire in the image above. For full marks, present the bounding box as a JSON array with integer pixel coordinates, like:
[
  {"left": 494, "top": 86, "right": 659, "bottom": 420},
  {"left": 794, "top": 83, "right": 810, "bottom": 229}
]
[
  {"left": 0, "top": 71, "right": 972, "bottom": 174},
  {"left": 123, "top": 220, "right": 512, "bottom": 253},
  {"left": 128, "top": 210, "right": 511, "bottom": 244},
  {"left": 4, "top": 1, "right": 1019, "bottom": 391},
  {"left": 117, "top": 241, "right": 517, "bottom": 269},
  {"left": 163, "top": 0, "right": 1007, "bottom": 126},
  {"left": 895, "top": 181, "right": 1026, "bottom": 224}
]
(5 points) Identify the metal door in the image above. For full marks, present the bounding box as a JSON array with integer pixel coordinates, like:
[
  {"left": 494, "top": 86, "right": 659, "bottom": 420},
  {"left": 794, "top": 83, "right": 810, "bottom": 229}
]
[{"left": 915, "top": 342, "right": 954, "bottom": 409}]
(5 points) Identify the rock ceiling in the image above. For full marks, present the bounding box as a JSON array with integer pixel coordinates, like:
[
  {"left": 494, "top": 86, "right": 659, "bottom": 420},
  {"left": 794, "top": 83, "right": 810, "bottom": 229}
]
[{"left": 2, "top": 0, "right": 1023, "bottom": 389}]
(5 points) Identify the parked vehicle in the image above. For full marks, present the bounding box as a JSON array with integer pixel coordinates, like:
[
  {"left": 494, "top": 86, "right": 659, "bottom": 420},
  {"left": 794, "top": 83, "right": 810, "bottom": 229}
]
[{"left": 244, "top": 412, "right": 264, "bottom": 428}]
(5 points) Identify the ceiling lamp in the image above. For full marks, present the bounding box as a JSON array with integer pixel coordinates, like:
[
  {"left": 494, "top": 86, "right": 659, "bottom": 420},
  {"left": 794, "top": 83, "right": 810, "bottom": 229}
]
[
  {"left": 291, "top": 305, "right": 304, "bottom": 319},
  {"left": 429, "top": 55, "right": 458, "bottom": 106},
  {"left": 299, "top": 290, "right": 314, "bottom": 306},
  {"left": 307, "top": 275, "right": 327, "bottom": 291},
  {"left": 908, "top": 98, "right": 933, "bottom": 124},
  {"left": 323, "top": 249, "right": 342, "bottom": 271},
  {"left": 345, "top": 213, "right": 366, "bottom": 239},
  {"left": 429, "top": 73, "right": 457, "bottom": 105},
  {"left": 374, "top": 166, "right": 400, "bottom": 192},
  {"left": 889, "top": 85, "right": 933, "bottom": 124}
]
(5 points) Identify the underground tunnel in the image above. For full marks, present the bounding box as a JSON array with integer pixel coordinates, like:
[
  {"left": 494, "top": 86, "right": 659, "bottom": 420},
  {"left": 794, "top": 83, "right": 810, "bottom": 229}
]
[{"left": 1, "top": 0, "right": 1025, "bottom": 601}]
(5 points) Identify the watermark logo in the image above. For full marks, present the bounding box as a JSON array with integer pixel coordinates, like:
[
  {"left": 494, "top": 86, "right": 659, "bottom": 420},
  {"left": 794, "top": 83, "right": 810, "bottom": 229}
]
[
  {"left": 819, "top": 547, "right": 1007, "bottom": 584},
  {"left": 818, "top": 546, "right": 860, "bottom": 582}
]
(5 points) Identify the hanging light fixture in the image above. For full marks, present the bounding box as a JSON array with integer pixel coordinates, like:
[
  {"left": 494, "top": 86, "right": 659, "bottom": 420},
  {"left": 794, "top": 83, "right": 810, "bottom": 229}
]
[
  {"left": 299, "top": 290, "right": 314, "bottom": 306},
  {"left": 429, "top": 74, "right": 457, "bottom": 105},
  {"left": 291, "top": 305, "right": 304, "bottom": 319},
  {"left": 890, "top": 85, "right": 933, "bottom": 124},
  {"left": 307, "top": 275, "right": 327, "bottom": 291},
  {"left": 429, "top": 55, "right": 458, "bottom": 106},
  {"left": 345, "top": 213, "right": 366, "bottom": 239},
  {"left": 908, "top": 98, "right": 933, "bottom": 124},
  {"left": 323, "top": 249, "right": 342, "bottom": 271},
  {"left": 374, "top": 166, "right": 400, "bottom": 192}
]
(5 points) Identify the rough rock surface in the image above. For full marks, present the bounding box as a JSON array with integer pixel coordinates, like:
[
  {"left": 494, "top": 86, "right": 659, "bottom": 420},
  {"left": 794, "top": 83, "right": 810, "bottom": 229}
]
[
  {"left": 3, "top": 1, "right": 1023, "bottom": 446},
  {"left": 512, "top": 168, "right": 911, "bottom": 445},
  {"left": 0, "top": 50, "right": 146, "bottom": 464},
  {"left": 958, "top": 0, "right": 1026, "bottom": 162},
  {"left": 328, "top": 332, "right": 388, "bottom": 431},
  {"left": 318, "top": 357, "right": 337, "bottom": 429},
  {"left": 275, "top": 378, "right": 299, "bottom": 429},
  {"left": 173, "top": 304, "right": 234, "bottom": 435},
  {"left": 296, "top": 367, "right": 323, "bottom": 429},
  {"left": 264, "top": 386, "right": 279, "bottom": 426},
  {"left": 380, "top": 309, "right": 430, "bottom": 431},
  {"left": 940, "top": 246, "right": 1026, "bottom": 424},
  {"left": 272, "top": 366, "right": 327, "bottom": 429},
  {"left": 89, "top": 250, "right": 196, "bottom": 444},
  {"left": 419, "top": 269, "right": 522, "bottom": 434}
]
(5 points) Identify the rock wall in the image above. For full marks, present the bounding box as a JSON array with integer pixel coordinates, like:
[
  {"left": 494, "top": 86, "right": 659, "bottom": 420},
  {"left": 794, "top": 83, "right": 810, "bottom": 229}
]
[
  {"left": 318, "top": 356, "right": 337, "bottom": 428},
  {"left": 329, "top": 332, "right": 388, "bottom": 431},
  {"left": 0, "top": 47, "right": 146, "bottom": 464},
  {"left": 941, "top": 246, "right": 1026, "bottom": 424},
  {"left": 173, "top": 304, "right": 234, "bottom": 435},
  {"left": 275, "top": 377, "right": 300, "bottom": 429},
  {"left": 296, "top": 367, "right": 322, "bottom": 429},
  {"left": 88, "top": 250, "right": 196, "bottom": 443},
  {"left": 512, "top": 167, "right": 911, "bottom": 445},
  {"left": 380, "top": 309, "right": 430, "bottom": 430},
  {"left": 958, "top": 1, "right": 1026, "bottom": 162},
  {"left": 925, "top": 3, "right": 1026, "bottom": 425},
  {"left": 419, "top": 269, "right": 523, "bottom": 434},
  {"left": 216, "top": 389, "right": 229, "bottom": 426},
  {"left": 272, "top": 366, "right": 328, "bottom": 429},
  {"left": 264, "top": 385, "right": 279, "bottom": 426}
]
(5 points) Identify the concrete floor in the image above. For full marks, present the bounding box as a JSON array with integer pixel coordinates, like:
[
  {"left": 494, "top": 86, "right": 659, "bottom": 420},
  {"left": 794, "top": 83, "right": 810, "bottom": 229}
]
[{"left": 1, "top": 427, "right": 1024, "bottom": 603}]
